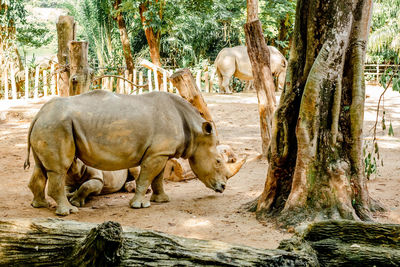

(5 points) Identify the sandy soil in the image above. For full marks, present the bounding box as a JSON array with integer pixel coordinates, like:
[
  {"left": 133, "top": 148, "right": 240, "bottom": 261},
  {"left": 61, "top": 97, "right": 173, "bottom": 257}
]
[{"left": 0, "top": 85, "right": 399, "bottom": 249}]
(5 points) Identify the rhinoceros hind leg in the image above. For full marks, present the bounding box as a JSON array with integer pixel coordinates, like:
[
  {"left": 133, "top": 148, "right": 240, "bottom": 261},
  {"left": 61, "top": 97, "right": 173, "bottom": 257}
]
[
  {"left": 150, "top": 172, "right": 170, "bottom": 203},
  {"left": 129, "top": 156, "right": 168, "bottom": 209},
  {"left": 69, "top": 179, "right": 103, "bottom": 207},
  {"left": 220, "top": 75, "right": 232, "bottom": 94},
  {"left": 28, "top": 164, "right": 49, "bottom": 208},
  {"left": 47, "top": 171, "right": 78, "bottom": 216}
]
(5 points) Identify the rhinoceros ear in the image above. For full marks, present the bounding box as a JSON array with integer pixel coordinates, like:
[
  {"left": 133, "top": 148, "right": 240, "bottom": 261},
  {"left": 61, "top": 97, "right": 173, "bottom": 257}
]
[{"left": 202, "top": 122, "right": 213, "bottom": 135}]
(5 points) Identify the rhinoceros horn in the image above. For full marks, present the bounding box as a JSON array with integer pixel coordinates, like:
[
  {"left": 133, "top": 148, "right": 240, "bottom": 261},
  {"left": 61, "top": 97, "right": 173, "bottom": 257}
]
[{"left": 226, "top": 157, "right": 246, "bottom": 179}]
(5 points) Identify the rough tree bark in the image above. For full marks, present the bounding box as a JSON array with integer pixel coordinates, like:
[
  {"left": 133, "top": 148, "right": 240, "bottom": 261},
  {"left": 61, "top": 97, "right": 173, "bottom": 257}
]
[
  {"left": 68, "top": 41, "right": 93, "bottom": 96},
  {"left": 255, "top": 0, "right": 381, "bottom": 226},
  {"left": 114, "top": 0, "right": 134, "bottom": 76},
  {"left": 0, "top": 218, "right": 315, "bottom": 266},
  {"left": 244, "top": 0, "right": 276, "bottom": 157},
  {"left": 139, "top": 1, "right": 163, "bottom": 89},
  {"left": 56, "top": 15, "right": 75, "bottom": 97}
]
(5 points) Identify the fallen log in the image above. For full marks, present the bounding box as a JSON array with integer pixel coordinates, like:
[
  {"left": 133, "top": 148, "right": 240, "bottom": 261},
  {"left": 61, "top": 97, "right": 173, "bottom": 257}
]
[
  {"left": 280, "top": 219, "right": 400, "bottom": 267},
  {"left": 0, "top": 218, "right": 316, "bottom": 266}
]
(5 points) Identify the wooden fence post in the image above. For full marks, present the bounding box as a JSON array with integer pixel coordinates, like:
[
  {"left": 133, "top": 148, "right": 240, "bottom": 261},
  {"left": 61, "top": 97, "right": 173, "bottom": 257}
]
[
  {"left": 196, "top": 70, "right": 201, "bottom": 91},
  {"left": 204, "top": 70, "right": 210, "bottom": 93},
  {"left": 57, "top": 15, "right": 75, "bottom": 97},
  {"left": 148, "top": 69, "right": 153, "bottom": 92},
  {"left": 109, "top": 77, "right": 114, "bottom": 92},
  {"left": 153, "top": 68, "right": 159, "bottom": 91},
  {"left": 376, "top": 63, "right": 380, "bottom": 81},
  {"left": 43, "top": 70, "right": 48, "bottom": 97},
  {"left": 3, "top": 68, "right": 8, "bottom": 100},
  {"left": 163, "top": 70, "right": 168, "bottom": 92},
  {"left": 34, "top": 66, "right": 39, "bottom": 99},
  {"left": 139, "top": 71, "right": 143, "bottom": 94},
  {"left": 25, "top": 68, "right": 29, "bottom": 99},
  {"left": 50, "top": 64, "right": 56, "bottom": 95},
  {"left": 69, "top": 41, "right": 92, "bottom": 96},
  {"left": 133, "top": 69, "right": 137, "bottom": 94},
  {"left": 125, "top": 70, "right": 130, "bottom": 94},
  {"left": 209, "top": 71, "right": 215, "bottom": 93},
  {"left": 56, "top": 73, "right": 60, "bottom": 95},
  {"left": 10, "top": 66, "right": 17, "bottom": 99}
]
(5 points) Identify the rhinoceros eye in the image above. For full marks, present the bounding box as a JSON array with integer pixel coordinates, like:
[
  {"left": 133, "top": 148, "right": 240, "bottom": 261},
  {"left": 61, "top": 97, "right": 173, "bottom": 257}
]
[{"left": 216, "top": 159, "right": 221, "bottom": 164}]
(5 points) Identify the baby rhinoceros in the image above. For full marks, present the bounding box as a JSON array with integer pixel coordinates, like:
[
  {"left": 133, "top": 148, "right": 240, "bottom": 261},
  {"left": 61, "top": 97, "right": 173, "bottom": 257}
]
[
  {"left": 25, "top": 90, "right": 245, "bottom": 216},
  {"left": 65, "top": 158, "right": 140, "bottom": 207}
]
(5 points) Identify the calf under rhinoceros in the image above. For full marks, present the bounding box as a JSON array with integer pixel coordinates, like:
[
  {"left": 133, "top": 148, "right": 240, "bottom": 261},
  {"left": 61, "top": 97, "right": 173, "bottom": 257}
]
[{"left": 25, "top": 90, "right": 245, "bottom": 215}]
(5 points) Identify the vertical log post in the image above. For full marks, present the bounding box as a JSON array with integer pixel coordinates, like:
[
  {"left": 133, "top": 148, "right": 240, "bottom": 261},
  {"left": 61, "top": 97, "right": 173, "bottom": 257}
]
[
  {"left": 153, "top": 68, "right": 159, "bottom": 91},
  {"left": 10, "top": 66, "right": 17, "bottom": 99},
  {"left": 170, "top": 68, "right": 217, "bottom": 134},
  {"left": 204, "top": 70, "right": 210, "bottom": 93},
  {"left": 124, "top": 70, "right": 130, "bottom": 94},
  {"left": 244, "top": 0, "right": 276, "bottom": 157},
  {"left": 163, "top": 70, "right": 168, "bottom": 92},
  {"left": 50, "top": 64, "right": 56, "bottom": 95},
  {"left": 43, "top": 70, "right": 48, "bottom": 97},
  {"left": 209, "top": 71, "right": 215, "bottom": 93},
  {"left": 196, "top": 70, "right": 202, "bottom": 92},
  {"left": 109, "top": 77, "right": 114, "bottom": 92},
  {"left": 148, "top": 69, "right": 153, "bottom": 92},
  {"left": 139, "top": 71, "right": 143, "bottom": 94},
  {"left": 3, "top": 68, "right": 8, "bottom": 100},
  {"left": 25, "top": 68, "right": 29, "bottom": 99},
  {"left": 68, "top": 41, "right": 92, "bottom": 96},
  {"left": 133, "top": 69, "right": 137, "bottom": 94},
  {"left": 34, "top": 66, "right": 39, "bottom": 99},
  {"left": 57, "top": 15, "right": 75, "bottom": 97}
]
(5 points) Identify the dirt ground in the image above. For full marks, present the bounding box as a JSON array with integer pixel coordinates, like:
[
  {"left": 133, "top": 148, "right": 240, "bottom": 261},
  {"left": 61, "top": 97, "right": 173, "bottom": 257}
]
[{"left": 0, "top": 85, "right": 399, "bottom": 249}]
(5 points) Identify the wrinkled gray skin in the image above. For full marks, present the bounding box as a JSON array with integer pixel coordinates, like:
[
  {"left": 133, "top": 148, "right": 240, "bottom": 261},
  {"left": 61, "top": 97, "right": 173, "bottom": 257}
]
[
  {"left": 25, "top": 91, "right": 237, "bottom": 215},
  {"left": 65, "top": 158, "right": 139, "bottom": 207},
  {"left": 215, "top": 45, "right": 287, "bottom": 93}
]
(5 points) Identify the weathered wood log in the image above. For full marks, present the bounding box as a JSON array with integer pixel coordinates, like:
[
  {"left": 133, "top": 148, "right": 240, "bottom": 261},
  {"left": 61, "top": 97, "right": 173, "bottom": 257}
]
[
  {"left": 163, "top": 158, "right": 195, "bottom": 182},
  {"left": 170, "top": 68, "right": 217, "bottom": 133},
  {"left": 280, "top": 220, "right": 400, "bottom": 266},
  {"left": 68, "top": 41, "right": 93, "bottom": 96},
  {"left": 0, "top": 218, "right": 315, "bottom": 266},
  {"left": 56, "top": 15, "right": 75, "bottom": 97}
]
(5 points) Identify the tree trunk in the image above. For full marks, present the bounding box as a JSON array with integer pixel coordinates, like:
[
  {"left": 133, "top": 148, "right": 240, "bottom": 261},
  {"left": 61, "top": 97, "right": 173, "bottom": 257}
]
[
  {"left": 280, "top": 220, "right": 400, "bottom": 266},
  {"left": 170, "top": 68, "right": 217, "bottom": 133},
  {"left": 244, "top": 0, "right": 276, "bottom": 157},
  {"left": 139, "top": 1, "right": 163, "bottom": 90},
  {"left": 0, "top": 218, "right": 315, "bottom": 266},
  {"left": 113, "top": 0, "right": 134, "bottom": 76},
  {"left": 56, "top": 15, "right": 75, "bottom": 97},
  {"left": 256, "top": 0, "right": 379, "bottom": 226},
  {"left": 68, "top": 41, "right": 92, "bottom": 96}
]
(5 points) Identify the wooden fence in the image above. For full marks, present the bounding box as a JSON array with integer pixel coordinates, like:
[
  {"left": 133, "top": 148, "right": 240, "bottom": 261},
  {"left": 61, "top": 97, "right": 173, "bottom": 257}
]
[
  {"left": 0, "top": 65, "right": 216, "bottom": 100},
  {"left": 364, "top": 64, "right": 400, "bottom": 81},
  {"left": 1, "top": 63, "right": 397, "bottom": 101}
]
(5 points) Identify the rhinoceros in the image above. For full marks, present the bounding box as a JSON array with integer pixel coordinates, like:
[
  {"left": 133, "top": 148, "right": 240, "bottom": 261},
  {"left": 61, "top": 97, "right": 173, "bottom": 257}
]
[
  {"left": 25, "top": 90, "right": 245, "bottom": 215},
  {"left": 65, "top": 158, "right": 140, "bottom": 207},
  {"left": 214, "top": 45, "right": 287, "bottom": 93}
]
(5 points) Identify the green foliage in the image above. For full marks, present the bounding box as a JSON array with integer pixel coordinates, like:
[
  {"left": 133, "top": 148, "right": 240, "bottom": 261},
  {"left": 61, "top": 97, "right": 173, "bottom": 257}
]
[{"left": 367, "top": 0, "right": 400, "bottom": 63}]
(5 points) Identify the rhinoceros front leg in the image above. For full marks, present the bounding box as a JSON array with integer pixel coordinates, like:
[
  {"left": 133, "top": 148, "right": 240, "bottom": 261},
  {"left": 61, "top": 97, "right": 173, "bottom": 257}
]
[
  {"left": 28, "top": 165, "right": 50, "bottom": 208},
  {"left": 150, "top": 172, "right": 170, "bottom": 203},
  {"left": 69, "top": 179, "right": 103, "bottom": 207},
  {"left": 129, "top": 156, "right": 168, "bottom": 209}
]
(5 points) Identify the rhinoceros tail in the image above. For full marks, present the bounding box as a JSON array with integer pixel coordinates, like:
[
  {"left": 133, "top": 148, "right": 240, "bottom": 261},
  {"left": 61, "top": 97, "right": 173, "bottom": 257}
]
[{"left": 24, "top": 115, "right": 38, "bottom": 170}]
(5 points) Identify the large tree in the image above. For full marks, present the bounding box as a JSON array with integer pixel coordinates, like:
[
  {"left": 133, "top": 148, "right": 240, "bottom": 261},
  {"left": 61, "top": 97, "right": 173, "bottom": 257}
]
[{"left": 255, "top": 0, "right": 382, "bottom": 226}]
